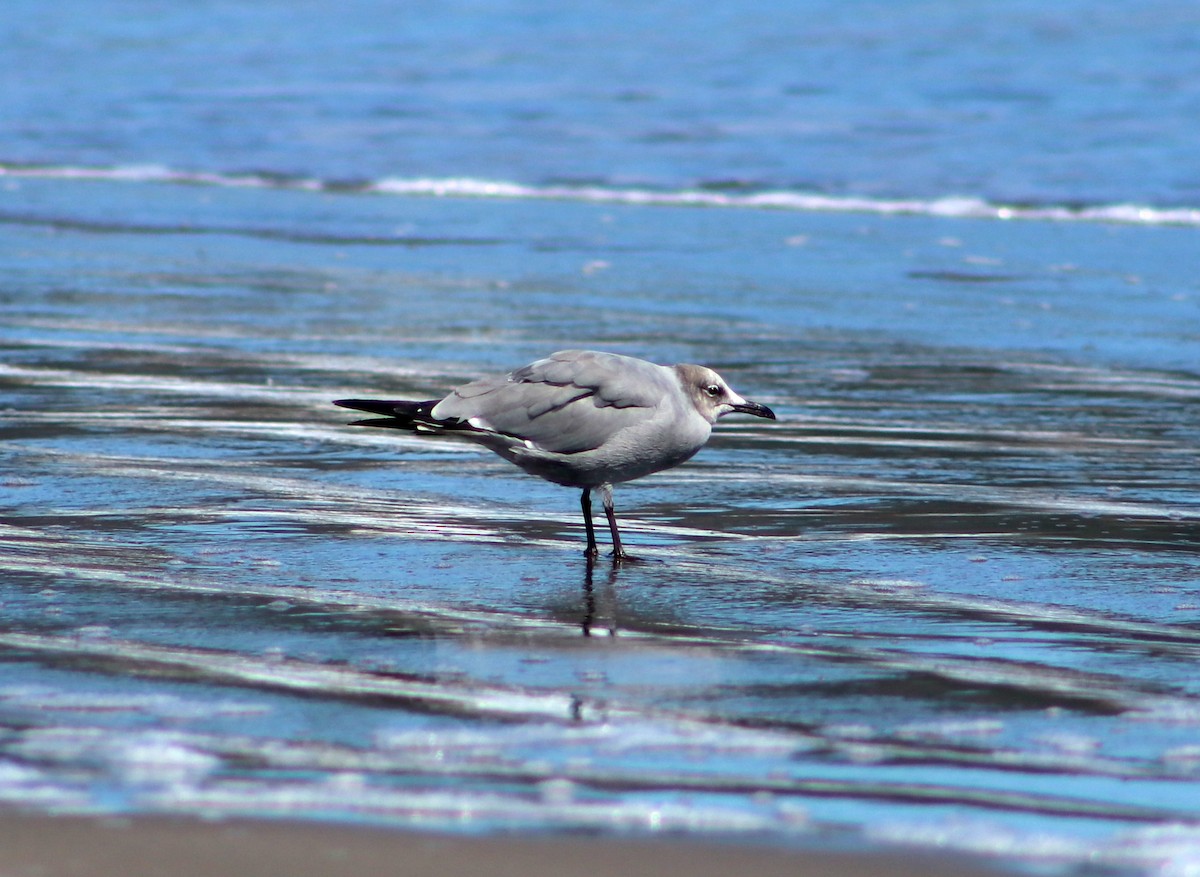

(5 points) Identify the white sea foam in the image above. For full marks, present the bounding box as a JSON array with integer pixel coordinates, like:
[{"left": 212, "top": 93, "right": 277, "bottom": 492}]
[
  {"left": 99, "top": 731, "right": 221, "bottom": 789},
  {"left": 4, "top": 163, "right": 1199, "bottom": 227}
]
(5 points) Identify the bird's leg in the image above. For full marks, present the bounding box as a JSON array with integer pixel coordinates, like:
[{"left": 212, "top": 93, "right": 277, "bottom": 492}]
[
  {"left": 580, "top": 488, "right": 599, "bottom": 558},
  {"left": 597, "top": 483, "right": 629, "bottom": 563}
]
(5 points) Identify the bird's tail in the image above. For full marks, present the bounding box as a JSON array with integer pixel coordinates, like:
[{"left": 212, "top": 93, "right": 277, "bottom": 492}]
[{"left": 333, "top": 398, "right": 468, "bottom": 434}]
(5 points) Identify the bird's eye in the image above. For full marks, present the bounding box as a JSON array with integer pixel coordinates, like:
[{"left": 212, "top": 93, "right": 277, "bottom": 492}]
[{"left": 703, "top": 384, "right": 722, "bottom": 398}]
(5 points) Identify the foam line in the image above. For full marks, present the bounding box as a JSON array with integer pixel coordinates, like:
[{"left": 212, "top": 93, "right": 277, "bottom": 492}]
[{"left": 4, "top": 163, "right": 1198, "bottom": 227}]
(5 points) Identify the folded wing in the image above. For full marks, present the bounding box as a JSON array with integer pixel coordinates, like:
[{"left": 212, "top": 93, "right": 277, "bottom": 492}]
[{"left": 432, "top": 350, "right": 670, "bottom": 454}]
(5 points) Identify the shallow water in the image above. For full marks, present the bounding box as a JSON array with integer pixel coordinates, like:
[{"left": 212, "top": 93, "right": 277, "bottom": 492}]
[
  {"left": 3, "top": 1, "right": 1200, "bottom": 873},
  {"left": 4, "top": 174, "right": 1199, "bottom": 874}
]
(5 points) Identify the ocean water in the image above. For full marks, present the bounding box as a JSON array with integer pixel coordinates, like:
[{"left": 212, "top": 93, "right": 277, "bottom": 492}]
[{"left": 2, "top": 1, "right": 1200, "bottom": 874}]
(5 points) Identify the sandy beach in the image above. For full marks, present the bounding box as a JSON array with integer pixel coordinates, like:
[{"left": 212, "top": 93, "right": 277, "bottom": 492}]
[{"left": 0, "top": 812, "right": 1010, "bottom": 877}]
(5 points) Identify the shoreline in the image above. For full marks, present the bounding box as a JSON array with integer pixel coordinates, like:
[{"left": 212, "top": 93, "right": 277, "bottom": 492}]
[{"left": 0, "top": 811, "right": 1013, "bottom": 877}]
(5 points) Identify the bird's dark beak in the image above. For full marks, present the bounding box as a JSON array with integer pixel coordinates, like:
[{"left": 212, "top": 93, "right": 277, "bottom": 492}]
[{"left": 731, "top": 400, "right": 776, "bottom": 420}]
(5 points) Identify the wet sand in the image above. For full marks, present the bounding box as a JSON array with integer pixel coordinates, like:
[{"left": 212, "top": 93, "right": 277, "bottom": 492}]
[{"left": 0, "top": 813, "right": 1009, "bottom": 877}]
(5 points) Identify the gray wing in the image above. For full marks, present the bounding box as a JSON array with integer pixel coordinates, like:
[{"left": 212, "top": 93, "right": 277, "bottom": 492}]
[{"left": 430, "top": 350, "right": 672, "bottom": 454}]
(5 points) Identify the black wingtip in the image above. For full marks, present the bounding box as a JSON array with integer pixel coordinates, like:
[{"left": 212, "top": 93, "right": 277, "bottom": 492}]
[
  {"left": 347, "top": 417, "right": 405, "bottom": 429},
  {"left": 334, "top": 398, "right": 449, "bottom": 432},
  {"left": 333, "top": 398, "right": 406, "bottom": 416}
]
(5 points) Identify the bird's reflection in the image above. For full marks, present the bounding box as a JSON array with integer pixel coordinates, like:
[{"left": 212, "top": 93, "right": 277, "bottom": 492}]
[{"left": 581, "top": 555, "right": 620, "bottom": 637}]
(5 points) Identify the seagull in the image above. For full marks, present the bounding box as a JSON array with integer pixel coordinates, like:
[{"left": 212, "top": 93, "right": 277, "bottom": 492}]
[{"left": 334, "top": 349, "right": 775, "bottom": 561}]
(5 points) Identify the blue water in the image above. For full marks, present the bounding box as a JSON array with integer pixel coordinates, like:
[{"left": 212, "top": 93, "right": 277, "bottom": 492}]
[
  {"left": 3, "top": 1, "right": 1200, "bottom": 874},
  {"left": 7, "top": 0, "right": 1200, "bottom": 209}
]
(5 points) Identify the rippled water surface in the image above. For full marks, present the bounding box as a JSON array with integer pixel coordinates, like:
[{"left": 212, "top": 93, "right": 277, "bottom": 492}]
[
  {"left": 4, "top": 175, "right": 1198, "bottom": 874},
  {"left": 3, "top": 1, "right": 1200, "bottom": 873}
]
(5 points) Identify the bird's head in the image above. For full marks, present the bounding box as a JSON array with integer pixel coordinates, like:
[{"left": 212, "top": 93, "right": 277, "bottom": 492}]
[{"left": 675, "top": 364, "right": 776, "bottom": 425}]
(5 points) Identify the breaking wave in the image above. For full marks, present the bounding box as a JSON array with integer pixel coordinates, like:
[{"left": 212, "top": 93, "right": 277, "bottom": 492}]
[{"left": 4, "top": 161, "right": 1200, "bottom": 227}]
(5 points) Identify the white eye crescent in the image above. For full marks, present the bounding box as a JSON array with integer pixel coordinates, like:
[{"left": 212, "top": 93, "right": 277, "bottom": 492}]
[{"left": 703, "top": 384, "right": 722, "bottom": 398}]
